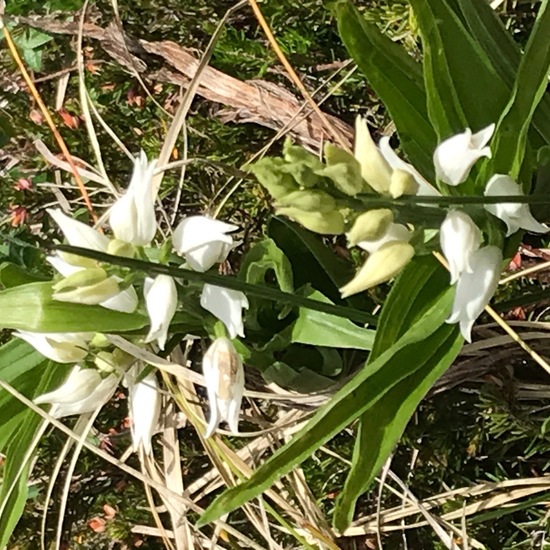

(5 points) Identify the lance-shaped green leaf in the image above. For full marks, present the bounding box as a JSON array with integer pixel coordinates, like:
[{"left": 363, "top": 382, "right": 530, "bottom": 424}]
[
  {"left": 0, "top": 282, "right": 148, "bottom": 332},
  {"left": 486, "top": 0, "right": 550, "bottom": 181},
  {"left": 408, "top": 0, "right": 509, "bottom": 140},
  {"left": 197, "top": 277, "right": 455, "bottom": 526},
  {"left": 334, "top": 0, "right": 436, "bottom": 179},
  {"left": 291, "top": 290, "right": 374, "bottom": 351},
  {"left": 0, "top": 340, "right": 68, "bottom": 546},
  {"left": 456, "top": 0, "right": 550, "bottom": 147},
  {"left": 333, "top": 256, "right": 462, "bottom": 530}
]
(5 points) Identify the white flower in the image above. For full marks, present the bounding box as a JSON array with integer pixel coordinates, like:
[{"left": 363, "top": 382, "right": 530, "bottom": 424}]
[
  {"left": 35, "top": 366, "right": 119, "bottom": 418},
  {"left": 172, "top": 216, "right": 238, "bottom": 272},
  {"left": 357, "top": 223, "right": 412, "bottom": 254},
  {"left": 447, "top": 246, "right": 502, "bottom": 342},
  {"left": 109, "top": 151, "right": 158, "bottom": 246},
  {"left": 202, "top": 337, "right": 244, "bottom": 438},
  {"left": 144, "top": 275, "right": 177, "bottom": 350},
  {"left": 47, "top": 209, "right": 138, "bottom": 314},
  {"left": 440, "top": 210, "right": 482, "bottom": 284},
  {"left": 379, "top": 137, "right": 440, "bottom": 196},
  {"left": 484, "top": 174, "right": 549, "bottom": 236},
  {"left": 433, "top": 124, "right": 495, "bottom": 186},
  {"left": 200, "top": 284, "right": 248, "bottom": 339},
  {"left": 128, "top": 369, "right": 161, "bottom": 454},
  {"left": 14, "top": 331, "right": 90, "bottom": 363}
]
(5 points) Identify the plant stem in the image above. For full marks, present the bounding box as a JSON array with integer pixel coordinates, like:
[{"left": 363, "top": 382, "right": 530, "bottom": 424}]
[{"left": 55, "top": 245, "right": 377, "bottom": 325}]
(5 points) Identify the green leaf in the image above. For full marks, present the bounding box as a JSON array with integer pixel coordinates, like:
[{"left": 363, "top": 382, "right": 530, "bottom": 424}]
[
  {"left": 0, "top": 282, "right": 148, "bottom": 332},
  {"left": 268, "top": 217, "right": 372, "bottom": 312},
  {"left": 0, "top": 262, "right": 48, "bottom": 288},
  {"left": 239, "top": 238, "right": 294, "bottom": 329},
  {"left": 334, "top": 1, "right": 436, "bottom": 178},
  {"left": 0, "top": 340, "right": 68, "bottom": 546},
  {"left": 333, "top": 256, "right": 462, "bottom": 530},
  {"left": 197, "top": 280, "right": 455, "bottom": 526},
  {"left": 408, "top": 0, "right": 509, "bottom": 139},
  {"left": 487, "top": 0, "right": 550, "bottom": 180},
  {"left": 291, "top": 290, "right": 374, "bottom": 350}
]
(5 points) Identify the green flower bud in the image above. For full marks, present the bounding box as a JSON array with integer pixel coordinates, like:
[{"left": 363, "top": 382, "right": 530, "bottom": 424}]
[
  {"left": 354, "top": 117, "right": 392, "bottom": 194},
  {"left": 107, "top": 238, "right": 136, "bottom": 258},
  {"left": 346, "top": 209, "right": 394, "bottom": 246},
  {"left": 340, "top": 241, "right": 414, "bottom": 297},
  {"left": 52, "top": 268, "right": 120, "bottom": 305},
  {"left": 248, "top": 158, "right": 298, "bottom": 200},
  {"left": 91, "top": 333, "right": 111, "bottom": 348},
  {"left": 278, "top": 189, "right": 336, "bottom": 213},
  {"left": 277, "top": 207, "right": 345, "bottom": 235},
  {"left": 58, "top": 251, "right": 97, "bottom": 269},
  {"left": 320, "top": 143, "right": 365, "bottom": 196},
  {"left": 389, "top": 169, "right": 419, "bottom": 198}
]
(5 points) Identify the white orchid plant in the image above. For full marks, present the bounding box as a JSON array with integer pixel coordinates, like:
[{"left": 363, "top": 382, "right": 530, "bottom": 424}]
[{"left": 2, "top": 0, "right": 550, "bottom": 543}]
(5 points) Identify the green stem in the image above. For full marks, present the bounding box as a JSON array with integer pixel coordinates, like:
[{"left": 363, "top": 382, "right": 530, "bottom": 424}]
[
  {"left": 357, "top": 194, "right": 550, "bottom": 206},
  {"left": 55, "top": 245, "right": 377, "bottom": 325}
]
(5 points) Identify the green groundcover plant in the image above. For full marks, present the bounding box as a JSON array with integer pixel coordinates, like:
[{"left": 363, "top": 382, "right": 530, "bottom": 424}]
[{"left": 2, "top": 0, "right": 550, "bottom": 546}]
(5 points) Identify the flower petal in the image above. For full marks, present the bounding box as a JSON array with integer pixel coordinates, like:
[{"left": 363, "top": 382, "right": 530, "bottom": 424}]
[
  {"left": 447, "top": 246, "right": 502, "bottom": 342},
  {"left": 484, "top": 174, "right": 548, "bottom": 236},
  {"left": 440, "top": 210, "right": 481, "bottom": 284},
  {"left": 172, "top": 216, "right": 237, "bottom": 254},
  {"left": 14, "top": 331, "right": 89, "bottom": 363},
  {"left": 433, "top": 126, "right": 493, "bottom": 186},
  {"left": 200, "top": 284, "right": 248, "bottom": 339},
  {"left": 144, "top": 275, "right": 177, "bottom": 350},
  {"left": 128, "top": 369, "right": 161, "bottom": 454},
  {"left": 48, "top": 208, "right": 109, "bottom": 251},
  {"left": 357, "top": 223, "right": 412, "bottom": 254}
]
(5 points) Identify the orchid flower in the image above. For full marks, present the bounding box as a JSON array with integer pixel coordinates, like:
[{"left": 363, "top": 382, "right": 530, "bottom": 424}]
[
  {"left": 200, "top": 284, "right": 248, "bottom": 339},
  {"left": 109, "top": 151, "right": 158, "bottom": 246},
  {"left": 440, "top": 210, "right": 482, "bottom": 284},
  {"left": 35, "top": 366, "right": 119, "bottom": 418},
  {"left": 447, "top": 246, "right": 502, "bottom": 342},
  {"left": 14, "top": 331, "right": 90, "bottom": 363},
  {"left": 144, "top": 275, "right": 178, "bottom": 350},
  {"left": 202, "top": 337, "right": 244, "bottom": 438},
  {"left": 484, "top": 174, "right": 549, "bottom": 236},
  {"left": 433, "top": 124, "right": 495, "bottom": 186},
  {"left": 127, "top": 368, "right": 161, "bottom": 454},
  {"left": 47, "top": 209, "right": 138, "bottom": 313},
  {"left": 172, "top": 215, "right": 238, "bottom": 272}
]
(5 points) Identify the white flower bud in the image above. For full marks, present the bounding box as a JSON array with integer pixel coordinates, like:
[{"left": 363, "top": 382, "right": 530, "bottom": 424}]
[
  {"left": 144, "top": 275, "right": 177, "bottom": 350},
  {"left": 127, "top": 368, "right": 161, "bottom": 454},
  {"left": 440, "top": 210, "right": 482, "bottom": 284},
  {"left": 202, "top": 337, "right": 244, "bottom": 438}
]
